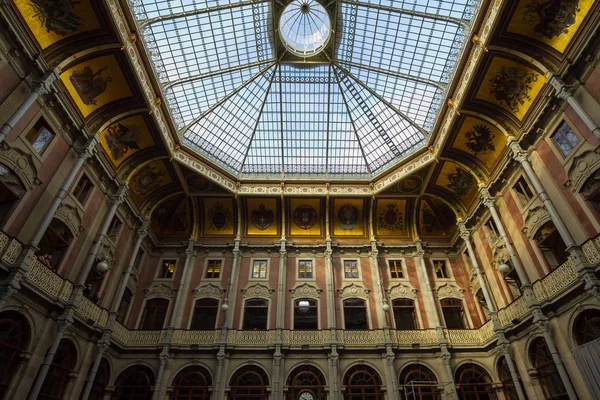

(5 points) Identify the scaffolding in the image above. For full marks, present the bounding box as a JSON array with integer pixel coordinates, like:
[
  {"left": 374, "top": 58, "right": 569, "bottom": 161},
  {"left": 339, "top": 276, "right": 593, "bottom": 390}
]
[{"left": 401, "top": 381, "right": 454, "bottom": 400}]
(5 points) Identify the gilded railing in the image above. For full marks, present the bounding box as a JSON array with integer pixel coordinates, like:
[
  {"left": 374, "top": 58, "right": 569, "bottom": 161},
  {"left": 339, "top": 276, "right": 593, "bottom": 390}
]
[
  {"left": 75, "top": 292, "right": 109, "bottom": 327},
  {"left": 478, "top": 320, "right": 496, "bottom": 344},
  {"left": 497, "top": 295, "right": 528, "bottom": 326},
  {"left": 339, "top": 330, "right": 386, "bottom": 347},
  {"left": 532, "top": 258, "right": 579, "bottom": 302},
  {"left": 284, "top": 330, "right": 327, "bottom": 346},
  {"left": 445, "top": 329, "right": 482, "bottom": 345},
  {"left": 172, "top": 330, "right": 220, "bottom": 346},
  {"left": 111, "top": 322, "right": 129, "bottom": 345},
  {"left": 26, "top": 258, "right": 73, "bottom": 301},
  {"left": 396, "top": 329, "right": 438, "bottom": 346},
  {"left": 582, "top": 235, "right": 600, "bottom": 264},
  {"left": 227, "top": 330, "right": 277, "bottom": 347}
]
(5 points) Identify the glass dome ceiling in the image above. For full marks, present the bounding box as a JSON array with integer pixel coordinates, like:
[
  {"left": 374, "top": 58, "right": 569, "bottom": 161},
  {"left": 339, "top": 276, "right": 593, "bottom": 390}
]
[{"left": 130, "top": 0, "right": 477, "bottom": 180}]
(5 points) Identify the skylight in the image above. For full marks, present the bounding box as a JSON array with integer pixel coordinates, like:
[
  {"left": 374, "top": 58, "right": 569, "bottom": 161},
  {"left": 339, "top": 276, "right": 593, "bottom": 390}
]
[{"left": 130, "top": 0, "right": 477, "bottom": 180}]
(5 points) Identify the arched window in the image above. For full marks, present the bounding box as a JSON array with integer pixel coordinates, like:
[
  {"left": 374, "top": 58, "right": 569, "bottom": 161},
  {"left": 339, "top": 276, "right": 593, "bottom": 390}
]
[
  {"left": 243, "top": 299, "right": 268, "bottom": 330},
  {"left": 117, "top": 288, "right": 133, "bottom": 324},
  {"left": 0, "top": 164, "right": 25, "bottom": 226},
  {"left": 440, "top": 298, "right": 465, "bottom": 329},
  {"left": 37, "top": 219, "right": 73, "bottom": 271},
  {"left": 399, "top": 364, "right": 440, "bottom": 400},
  {"left": 228, "top": 365, "right": 269, "bottom": 399},
  {"left": 171, "top": 365, "right": 212, "bottom": 400},
  {"left": 343, "top": 365, "right": 383, "bottom": 399},
  {"left": 112, "top": 365, "right": 155, "bottom": 400},
  {"left": 343, "top": 298, "right": 368, "bottom": 330},
  {"left": 191, "top": 298, "right": 219, "bottom": 330},
  {"left": 392, "top": 298, "right": 417, "bottom": 330},
  {"left": 533, "top": 221, "right": 568, "bottom": 269},
  {"left": 82, "top": 358, "right": 110, "bottom": 400},
  {"left": 529, "top": 337, "right": 567, "bottom": 399},
  {"left": 455, "top": 363, "right": 495, "bottom": 400},
  {"left": 497, "top": 357, "right": 523, "bottom": 400},
  {"left": 286, "top": 365, "right": 326, "bottom": 400},
  {"left": 0, "top": 311, "right": 30, "bottom": 399},
  {"left": 140, "top": 298, "right": 169, "bottom": 330},
  {"left": 38, "top": 339, "right": 78, "bottom": 400},
  {"left": 294, "top": 299, "right": 318, "bottom": 330},
  {"left": 573, "top": 309, "right": 600, "bottom": 346}
]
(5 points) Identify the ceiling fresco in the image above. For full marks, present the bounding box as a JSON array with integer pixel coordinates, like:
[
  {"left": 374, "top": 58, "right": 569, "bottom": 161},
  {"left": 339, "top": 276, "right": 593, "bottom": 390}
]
[
  {"left": 59, "top": 54, "right": 132, "bottom": 118},
  {"left": 99, "top": 114, "right": 155, "bottom": 167},
  {"left": 7, "top": 0, "right": 598, "bottom": 243},
  {"left": 332, "top": 199, "right": 365, "bottom": 237},
  {"left": 475, "top": 57, "right": 546, "bottom": 120},
  {"left": 450, "top": 116, "right": 507, "bottom": 173},
  {"left": 13, "top": 0, "right": 100, "bottom": 49},
  {"left": 506, "top": 0, "right": 594, "bottom": 52}
]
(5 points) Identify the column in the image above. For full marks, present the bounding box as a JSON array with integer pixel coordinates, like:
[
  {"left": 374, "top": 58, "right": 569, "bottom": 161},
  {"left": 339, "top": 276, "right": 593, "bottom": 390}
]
[
  {"left": 480, "top": 186, "right": 578, "bottom": 399},
  {"left": 167, "top": 239, "right": 196, "bottom": 332},
  {"left": 109, "top": 221, "right": 149, "bottom": 318},
  {"left": 80, "top": 338, "right": 110, "bottom": 400},
  {"left": 549, "top": 76, "right": 600, "bottom": 140},
  {"left": 152, "top": 349, "right": 170, "bottom": 400},
  {"left": 273, "top": 225, "right": 287, "bottom": 398},
  {"left": 28, "top": 315, "right": 74, "bottom": 399},
  {"left": 0, "top": 70, "right": 58, "bottom": 143},
  {"left": 225, "top": 196, "right": 243, "bottom": 330},
  {"left": 510, "top": 142, "right": 600, "bottom": 299},
  {"left": 324, "top": 196, "right": 340, "bottom": 400},
  {"left": 0, "top": 137, "right": 96, "bottom": 312},
  {"left": 458, "top": 220, "right": 527, "bottom": 400}
]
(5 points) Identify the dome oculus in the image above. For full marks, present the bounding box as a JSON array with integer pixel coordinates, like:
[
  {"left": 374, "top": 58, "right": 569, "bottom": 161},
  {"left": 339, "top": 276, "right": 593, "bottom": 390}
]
[{"left": 279, "top": 0, "right": 331, "bottom": 57}]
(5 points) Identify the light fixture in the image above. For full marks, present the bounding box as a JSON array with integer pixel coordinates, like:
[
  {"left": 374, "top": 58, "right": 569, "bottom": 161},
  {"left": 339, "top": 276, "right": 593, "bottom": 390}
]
[
  {"left": 221, "top": 303, "right": 229, "bottom": 312},
  {"left": 298, "top": 300, "right": 311, "bottom": 313},
  {"left": 96, "top": 260, "right": 109, "bottom": 273},
  {"left": 498, "top": 261, "right": 511, "bottom": 275},
  {"left": 382, "top": 303, "right": 390, "bottom": 313}
]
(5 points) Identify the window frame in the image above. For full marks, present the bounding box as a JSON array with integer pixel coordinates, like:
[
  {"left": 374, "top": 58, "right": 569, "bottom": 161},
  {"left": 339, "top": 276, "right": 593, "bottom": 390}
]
[
  {"left": 549, "top": 119, "right": 582, "bottom": 159},
  {"left": 292, "top": 298, "right": 319, "bottom": 330},
  {"left": 203, "top": 258, "right": 224, "bottom": 280},
  {"left": 391, "top": 298, "right": 419, "bottom": 330},
  {"left": 341, "top": 258, "right": 362, "bottom": 280},
  {"left": 386, "top": 258, "right": 406, "bottom": 280},
  {"left": 137, "top": 297, "right": 170, "bottom": 330},
  {"left": 155, "top": 258, "right": 177, "bottom": 280},
  {"left": 430, "top": 258, "right": 453, "bottom": 280},
  {"left": 72, "top": 173, "right": 94, "bottom": 207},
  {"left": 106, "top": 216, "right": 123, "bottom": 241},
  {"left": 249, "top": 258, "right": 269, "bottom": 281},
  {"left": 296, "top": 258, "right": 316, "bottom": 280},
  {"left": 23, "top": 114, "right": 56, "bottom": 158},
  {"left": 242, "top": 298, "right": 270, "bottom": 330},
  {"left": 189, "top": 297, "right": 220, "bottom": 330},
  {"left": 512, "top": 174, "right": 536, "bottom": 209},
  {"left": 440, "top": 298, "right": 467, "bottom": 329},
  {"left": 342, "top": 297, "right": 369, "bottom": 330}
]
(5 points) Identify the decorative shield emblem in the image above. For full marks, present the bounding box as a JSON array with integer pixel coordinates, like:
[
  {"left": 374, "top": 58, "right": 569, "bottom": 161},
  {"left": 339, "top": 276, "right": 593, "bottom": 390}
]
[
  {"left": 293, "top": 205, "right": 317, "bottom": 230},
  {"left": 132, "top": 165, "right": 164, "bottom": 196},
  {"left": 208, "top": 202, "right": 231, "bottom": 231},
  {"left": 29, "top": 0, "right": 83, "bottom": 36},
  {"left": 70, "top": 66, "right": 112, "bottom": 106},
  {"left": 378, "top": 203, "right": 404, "bottom": 231},
  {"left": 338, "top": 203, "right": 359, "bottom": 230},
  {"left": 105, "top": 122, "right": 140, "bottom": 160},
  {"left": 251, "top": 203, "right": 274, "bottom": 231}
]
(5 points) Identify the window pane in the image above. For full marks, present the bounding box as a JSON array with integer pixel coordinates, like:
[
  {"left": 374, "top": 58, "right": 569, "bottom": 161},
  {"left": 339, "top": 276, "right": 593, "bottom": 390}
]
[
  {"left": 344, "top": 260, "right": 358, "bottom": 278},
  {"left": 294, "top": 299, "right": 318, "bottom": 329},
  {"left": 298, "top": 260, "right": 313, "bottom": 278},
  {"left": 252, "top": 260, "right": 267, "bottom": 278},
  {"left": 191, "top": 299, "right": 219, "bottom": 330},
  {"left": 206, "top": 260, "right": 221, "bottom": 278},
  {"left": 160, "top": 260, "right": 176, "bottom": 278},
  {"left": 244, "top": 299, "right": 268, "bottom": 329}
]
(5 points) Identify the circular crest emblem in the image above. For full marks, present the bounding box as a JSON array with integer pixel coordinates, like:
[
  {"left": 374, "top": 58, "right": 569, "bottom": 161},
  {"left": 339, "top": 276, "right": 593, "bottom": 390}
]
[
  {"left": 397, "top": 175, "right": 423, "bottom": 193},
  {"left": 338, "top": 203, "right": 359, "bottom": 230},
  {"left": 208, "top": 202, "right": 231, "bottom": 231},
  {"left": 378, "top": 203, "right": 404, "bottom": 231},
  {"left": 293, "top": 205, "right": 318, "bottom": 230}
]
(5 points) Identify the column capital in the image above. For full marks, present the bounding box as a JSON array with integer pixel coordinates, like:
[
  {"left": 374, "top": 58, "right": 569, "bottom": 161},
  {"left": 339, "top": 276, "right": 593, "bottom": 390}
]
[
  {"left": 32, "top": 70, "right": 59, "bottom": 95},
  {"left": 110, "top": 184, "right": 128, "bottom": 206},
  {"left": 548, "top": 75, "right": 575, "bottom": 100},
  {"left": 185, "top": 238, "right": 196, "bottom": 257},
  {"left": 136, "top": 220, "right": 150, "bottom": 239},
  {"left": 75, "top": 137, "right": 98, "bottom": 160},
  {"left": 509, "top": 141, "right": 528, "bottom": 164},
  {"left": 413, "top": 239, "right": 425, "bottom": 257}
]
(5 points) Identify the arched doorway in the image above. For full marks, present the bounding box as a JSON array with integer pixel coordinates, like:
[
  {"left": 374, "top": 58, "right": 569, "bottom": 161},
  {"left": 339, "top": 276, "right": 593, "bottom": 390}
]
[
  {"left": 496, "top": 356, "right": 524, "bottom": 400},
  {"left": 81, "top": 358, "right": 110, "bottom": 400},
  {"left": 573, "top": 309, "right": 600, "bottom": 346},
  {"left": 286, "top": 365, "right": 326, "bottom": 400},
  {"left": 171, "top": 365, "right": 212, "bottom": 400},
  {"left": 228, "top": 365, "right": 269, "bottom": 399},
  {"left": 399, "top": 364, "right": 441, "bottom": 400},
  {"left": 112, "top": 364, "right": 155, "bottom": 399},
  {"left": 343, "top": 365, "right": 383, "bottom": 400},
  {"left": 455, "top": 363, "right": 495, "bottom": 400},
  {"left": 0, "top": 164, "right": 25, "bottom": 227},
  {"left": 529, "top": 337, "right": 568, "bottom": 399},
  {"left": 0, "top": 311, "right": 30, "bottom": 399},
  {"left": 37, "top": 218, "right": 74, "bottom": 271},
  {"left": 38, "top": 339, "right": 78, "bottom": 399}
]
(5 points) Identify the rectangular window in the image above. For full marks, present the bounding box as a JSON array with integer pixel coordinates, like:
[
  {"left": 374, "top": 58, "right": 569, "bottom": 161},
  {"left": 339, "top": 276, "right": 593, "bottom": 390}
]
[
  {"left": 191, "top": 298, "right": 219, "bottom": 330},
  {"left": 107, "top": 217, "right": 122, "bottom": 239},
  {"left": 513, "top": 177, "right": 534, "bottom": 206},
  {"left": 73, "top": 174, "right": 93, "bottom": 205},
  {"left": 206, "top": 259, "right": 221, "bottom": 279},
  {"left": 433, "top": 260, "right": 449, "bottom": 279},
  {"left": 26, "top": 118, "right": 55, "bottom": 154},
  {"left": 344, "top": 260, "right": 359, "bottom": 279},
  {"left": 485, "top": 218, "right": 499, "bottom": 241},
  {"left": 298, "top": 260, "right": 313, "bottom": 279},
  {"left": 389, "top": 260, "right": 404, "bottom": 279},
  {"left": 159, "top": 259, "right": 176, "bottom": 279},
  {"left": 441, "top": 298, "right": 465, "bottom": 329},
  {"left": 133, "top": 249, "right": 144, "bottom": 270},
  {"left": 551, "top": 121, "right": 580, "bottom": 156},
  {"left": 251, "top": 260, "right": 267, "bottom": 279}
]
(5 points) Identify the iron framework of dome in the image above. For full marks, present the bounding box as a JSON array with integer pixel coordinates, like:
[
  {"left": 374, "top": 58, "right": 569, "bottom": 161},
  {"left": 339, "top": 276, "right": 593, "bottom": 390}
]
[{"left": 129, "top": 0, "right": 478, "bottom": 180}]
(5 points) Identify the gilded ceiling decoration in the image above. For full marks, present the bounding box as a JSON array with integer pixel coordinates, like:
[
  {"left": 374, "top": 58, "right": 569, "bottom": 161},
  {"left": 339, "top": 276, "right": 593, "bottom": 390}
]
[
  {"left": 150, "top": 194, "right": 193, "bottom": 237},
  {"left": 375, "top": 199, "right": 407, "bottom": 237},
  {"left": 246, "top": 198, "right": 279, "bottom": 236},
  {"left": 99, "top": 115, "right": 155, "bottom": 167},
  {"left": 202, "top": 197, "right": 235, "bottom": 236},
  {"left": 332, "top": 199, "right": 364, "bottom": 237},
  {"left": 290, "top": 198, "right": 322, "bottom": 236},
  {"left": 450, "top": 116, "right": 507, "bottom": 172},
  {"left": 128, "top": 159, "right": 173, "bottom": 205}
]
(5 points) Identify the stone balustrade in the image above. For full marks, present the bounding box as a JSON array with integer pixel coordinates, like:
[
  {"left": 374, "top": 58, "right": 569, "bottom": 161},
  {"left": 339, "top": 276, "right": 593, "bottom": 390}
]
[{"left": 0, "top": 229, "right": 595, "bottom": 350}]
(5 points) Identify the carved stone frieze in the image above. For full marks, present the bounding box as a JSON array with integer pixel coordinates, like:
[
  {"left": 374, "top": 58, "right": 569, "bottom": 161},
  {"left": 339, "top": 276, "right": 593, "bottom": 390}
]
[
  {"left": 144, "top": 283, "right": 174, "bottom": 299},
  {"left": 338, "top": 283, "right": 370, "bottom": 300},
  {"left": 193, "top": 283, "right": 224, "bottom": 299},
  {"left": 0, "top": 143, "right": 41, "bottom": 190},
  {"left": 564, "top": 148, "right": 600, "bottom": 193},
  {"left": 387, "top": 282, "right": 418, "bottom": 300},
  {"left": 54, "top": 203, "right": 83, "bottom": 236},
  {"left": 290, "top": 283, "right": 322, "bottom": 299},
  {"left": 437, "top": 283, "right": 465, "bottom": 300},
  {"left": 242, "top": 283, "right": 273, "bottom": 299},
  {"left": 522, "top": 206, "right": 551, "bottom": 239}
]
